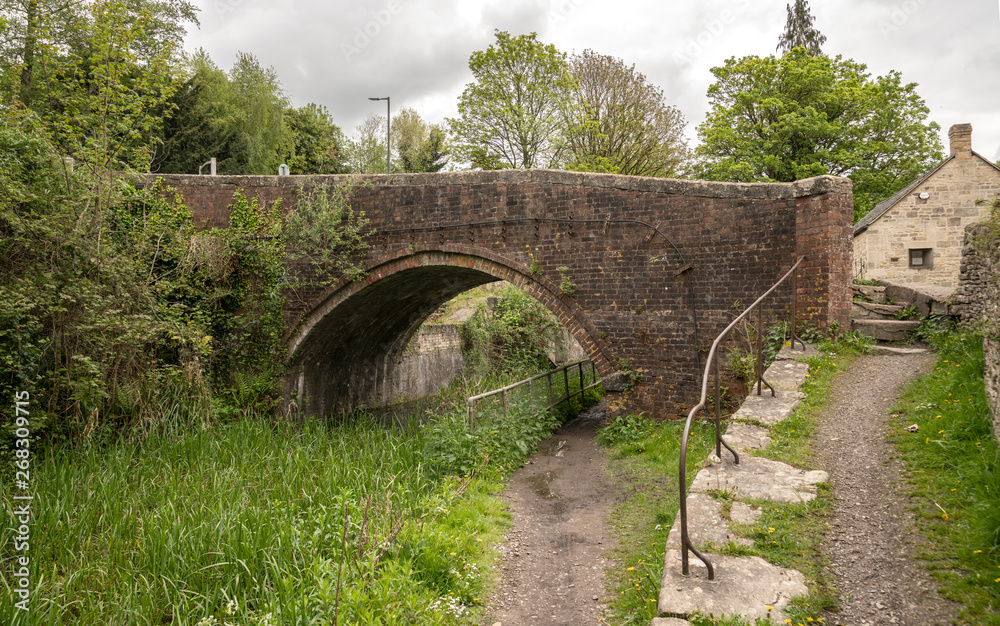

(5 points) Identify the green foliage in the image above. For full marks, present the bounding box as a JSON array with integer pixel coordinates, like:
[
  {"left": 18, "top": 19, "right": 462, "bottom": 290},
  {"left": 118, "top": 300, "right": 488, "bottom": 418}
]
[
  {"left": 283, "top": 102, "right": 350, "bottom": 174},
  {"left": 562, "top": 49, "right": 690, "bottom": 177},
  {"left": 557, "top": 265, "right": 576, "bottom": 296},
  {"left": 226, "top": 52, "right": 291, "bottom": 174},
  {"left": 596, "top": 414, "right": 655, "bottom": 448},
  {"left": 392, "top": 106, "right": 449, "bottom": 173},
  {"left": 347, "top": 113, "right": 389, "bottom": 174},
  {"left": 461, "top": 284, "right": 560, "bottom": 378},
  {"left": 0, "top": 115, "right": 214, "bottom": 443},
  {"left": 894, "top": 305, "right": 919, "bottom": 320},
  {"left": 696, "top": 48, "right": 944, "bottom": 219},
  {"left": 725, "top": 320, "right": 790, "bottom": 383},
  {"left": 158, "top": 49, "right": 292, "bottom": 175},
  {"left": 776, "top": 0, "right": 827, "bottom": 55},
  {"left": 891, "top": 332, "right": 1000, "bottom": 622},
  {"left": 448, "top": 30, "right": 575, "bottom": 169},
  {"left": 284, "top": 180, "right": 374, "bottom": 286},
  {"left": 0, "top": 416, "right": 510, "bottom": 624},
  {"left": 601, "top": 417, "right": 715, "bottom": 623}
]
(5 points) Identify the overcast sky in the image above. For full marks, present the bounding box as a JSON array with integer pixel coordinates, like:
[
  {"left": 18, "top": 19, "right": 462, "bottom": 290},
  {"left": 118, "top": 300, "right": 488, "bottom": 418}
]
[{"left": 184, "top": 0, "right": 1000, "bottom": 163}]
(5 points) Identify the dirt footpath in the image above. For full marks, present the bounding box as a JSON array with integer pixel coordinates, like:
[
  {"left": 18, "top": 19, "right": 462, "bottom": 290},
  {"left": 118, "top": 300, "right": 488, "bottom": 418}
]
[
  {"left": 815, "top": 352, "right": 961, "bottom": 626},
  {"left": 485, "top": 402, "right": 614, "bottom": 625}
]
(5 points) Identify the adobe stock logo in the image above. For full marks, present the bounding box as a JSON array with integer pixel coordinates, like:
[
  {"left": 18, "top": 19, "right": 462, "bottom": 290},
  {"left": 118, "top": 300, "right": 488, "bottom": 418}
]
[{"left": 341, "top": 0, "right": 404, "bottom": 62}]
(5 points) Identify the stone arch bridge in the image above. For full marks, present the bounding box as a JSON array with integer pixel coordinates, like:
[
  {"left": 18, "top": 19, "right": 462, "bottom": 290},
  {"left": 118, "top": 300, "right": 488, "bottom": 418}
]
[{"left": 149, "top": 170, "right": 853, "bottom": 419}]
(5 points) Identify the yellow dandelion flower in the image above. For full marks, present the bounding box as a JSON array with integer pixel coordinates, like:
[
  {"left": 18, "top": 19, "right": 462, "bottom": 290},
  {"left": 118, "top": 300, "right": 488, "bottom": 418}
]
[{"left": 975, "top": 550, "right": 983, "bottom": 554}]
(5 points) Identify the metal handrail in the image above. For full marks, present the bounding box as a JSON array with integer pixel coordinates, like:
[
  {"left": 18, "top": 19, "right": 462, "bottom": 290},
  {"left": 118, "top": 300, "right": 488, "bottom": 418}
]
[
  {"left": 677, "top": 256, "right": 806, "bottom": 579},
  {"left": 467, "top": 359, "right": 601, "bottom": 428}
]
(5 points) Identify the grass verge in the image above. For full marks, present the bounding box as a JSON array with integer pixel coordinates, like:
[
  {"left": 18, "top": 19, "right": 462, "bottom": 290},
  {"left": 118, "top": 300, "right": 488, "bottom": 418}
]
[{"left": 889, "top": 331, "right": 1000, "bottom": 622}]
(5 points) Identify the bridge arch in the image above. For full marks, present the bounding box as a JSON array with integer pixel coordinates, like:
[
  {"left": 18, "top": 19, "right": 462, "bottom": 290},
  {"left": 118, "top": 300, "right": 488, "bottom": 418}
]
[{"left": 286, "top": 244, "right": 616, "bottom": 417}]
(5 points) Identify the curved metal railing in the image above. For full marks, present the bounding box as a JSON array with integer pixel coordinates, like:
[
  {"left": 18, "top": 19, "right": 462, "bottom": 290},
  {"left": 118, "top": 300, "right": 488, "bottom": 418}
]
[{"left": 677, "top": 256, "right": 806, "bottom": 579}]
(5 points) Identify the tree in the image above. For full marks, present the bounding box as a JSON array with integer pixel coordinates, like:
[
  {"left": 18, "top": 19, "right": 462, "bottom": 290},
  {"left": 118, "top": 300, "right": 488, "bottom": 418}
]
[
  {"left": 155, "top": 49, "right": 241, "bottom": 174},
  {"left": 157, "top": 50, "right": 291, "bottom": 175},
  {"left": 227, "top": 51, "right": 290, "bottom": 174},
  {"left": 448, "top": 30, "right": 574, "bottom": 169},
  {"left": 347, "top": 113, "right": 388, "bottom": 173},
  {"left": 392, "top": 107, "right": 448, "bottom": 173},
  {"left": 777, "top": 0, "right": 826, "bottom": 56},
  {"left": 696, "top": 49, "right": 944, "bottom": 219},
  {"left": 284, "top": 103, "right": 349, "bottom": 174},
  {"left": 562, "top": 49, "right": 689, "bottom": 177},
  {"left": 1, "top": 0, "right": 196, "bottom": 108}
]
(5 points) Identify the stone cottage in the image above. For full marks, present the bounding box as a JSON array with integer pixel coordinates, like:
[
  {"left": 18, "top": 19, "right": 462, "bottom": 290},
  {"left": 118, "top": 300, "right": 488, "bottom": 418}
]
[{"left": 853, "top": 123, "right": 1000, "bottom": 288}]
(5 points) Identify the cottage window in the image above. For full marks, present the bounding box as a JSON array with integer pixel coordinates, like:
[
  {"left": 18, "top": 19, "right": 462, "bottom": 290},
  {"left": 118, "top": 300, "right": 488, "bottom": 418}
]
[{"left": 909, "top": 248, "right": 932, "bottom": 268}]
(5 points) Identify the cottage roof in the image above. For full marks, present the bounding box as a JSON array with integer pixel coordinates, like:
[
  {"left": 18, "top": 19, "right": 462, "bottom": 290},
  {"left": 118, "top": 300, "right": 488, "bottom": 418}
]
[{"left": 854, "top": 150, "right": 1000, "bottom": 236}]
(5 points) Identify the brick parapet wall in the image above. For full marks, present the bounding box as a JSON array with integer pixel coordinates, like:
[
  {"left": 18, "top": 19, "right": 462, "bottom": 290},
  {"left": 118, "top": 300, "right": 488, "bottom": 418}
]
[{"left": 148, "top": 170, "right": 853, "bottom": 418}]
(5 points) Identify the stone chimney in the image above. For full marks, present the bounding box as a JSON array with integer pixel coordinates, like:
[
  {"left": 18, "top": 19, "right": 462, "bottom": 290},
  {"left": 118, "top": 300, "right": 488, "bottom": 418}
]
[{"left": 949, "top": 123, "right": 973, "bottom": 159}]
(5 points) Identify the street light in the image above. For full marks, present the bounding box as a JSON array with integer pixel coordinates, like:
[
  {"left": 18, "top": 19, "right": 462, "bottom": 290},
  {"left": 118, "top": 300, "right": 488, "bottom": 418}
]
[{"left": 368, "top": 96, "right": 390, "bottom": 174}]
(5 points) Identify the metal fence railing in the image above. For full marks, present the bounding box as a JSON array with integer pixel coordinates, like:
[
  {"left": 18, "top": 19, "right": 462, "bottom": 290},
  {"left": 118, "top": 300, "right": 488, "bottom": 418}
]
[
  {"left": 467, "top": 360, "right": 602, "bottom": 429},
  {"left": 677, "top": 256, "right": 806, "bottom": 580}
]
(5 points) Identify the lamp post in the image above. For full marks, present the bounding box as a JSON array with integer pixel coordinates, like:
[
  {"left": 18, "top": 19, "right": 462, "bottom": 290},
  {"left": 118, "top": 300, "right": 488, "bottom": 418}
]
[{"left": 368, "top": 96, "right": 390, "bottom": 174}]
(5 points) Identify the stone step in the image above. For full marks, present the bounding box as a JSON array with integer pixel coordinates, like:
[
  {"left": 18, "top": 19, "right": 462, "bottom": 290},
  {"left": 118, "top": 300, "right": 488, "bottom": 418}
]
[
  {"left": 874, "top": 345, "right": 930, "bottom": 356},
  {"left": 659, "top": 549, "right": 807, "bottom": 622},
  {"left": 665, "top": 493, "right": 756, "bottom": 551},
  {"left": 724, "top": 422, "right": 771, "bottom": 451},
  {"left": 852, "top": 283, "right": 887, "bottom": 303},
  {"left": 851, "top": 318, "right": 921, "bottom": 341},
  {"left": 851, "top": 300, "right": 905, "bottom": 319},
  {"left": 690, "top": 453, "right": 828, "bottom": 503}
]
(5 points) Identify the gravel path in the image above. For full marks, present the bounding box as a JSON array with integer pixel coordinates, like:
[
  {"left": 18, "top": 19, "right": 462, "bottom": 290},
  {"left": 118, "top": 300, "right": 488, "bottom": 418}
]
[
  {"left": 485, "top": 351, "right": 964, "bottom": 625},
  {"left": 815, "top": 351, "right": 961, "bottom": 626},
  {"left": 484, "top": 402, "right": 614, "bottom": 626}
]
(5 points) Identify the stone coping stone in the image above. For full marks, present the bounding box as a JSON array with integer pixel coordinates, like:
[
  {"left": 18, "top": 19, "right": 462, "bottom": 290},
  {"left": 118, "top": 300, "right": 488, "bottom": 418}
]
[
  {"left": 690, "top": 454, "right": 828, "bottom": 503},
  {"left": 146, "top": 170, "right": 851, "bottom": 199},
  {"left": 666, "top": 494, "right": 753, "bottom": 551},
  {"left": 652, "top": 618, "right": 693, "bottom": 626},
  {"left": 724, "top": 422, "right": 771, "bottom": 452},
  {"left": 659, "top": 549, "right": 807, "bottom": 622}
]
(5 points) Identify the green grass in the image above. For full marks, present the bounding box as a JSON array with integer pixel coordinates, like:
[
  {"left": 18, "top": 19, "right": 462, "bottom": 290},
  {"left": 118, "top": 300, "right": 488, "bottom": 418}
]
[
  {"left": 602, "top": 415, "right": 714, "bottom": 625},
  {"left": 0, "top": 365, "right": 601, "bottom": 626},
  {"left": 889, "top": 331, "right": 1000, "bottom": 622},
  {"left": 601, "top": 339, "right": 868, "bottom": 626}
]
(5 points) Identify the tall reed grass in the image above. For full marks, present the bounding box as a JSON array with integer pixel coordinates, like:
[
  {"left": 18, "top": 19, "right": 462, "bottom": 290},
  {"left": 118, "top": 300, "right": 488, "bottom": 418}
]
[{"left": 1, "top": 366, "right": 596, "bottom": 625}]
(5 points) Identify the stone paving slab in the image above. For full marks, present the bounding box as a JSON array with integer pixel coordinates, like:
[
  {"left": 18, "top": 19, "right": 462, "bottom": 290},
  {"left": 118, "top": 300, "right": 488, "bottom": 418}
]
[
  {"left": 774, "top": 343, "right": 817, "bottom": 362},
  {"left": 724, "top": 421, "right": 771, "bottom": 451},
  {"left": 659, "top": 549, "right": 807, "bottom": 622},
  {"left": 730, "top": 501, "right": 763, "bottom": 525},
  {"left": 731, "top": 352, "right": 810, "bottom": 425},
  {"left": 690, "top": 454, "right": 828, "bottom": 503},
  {"left": 666, "top": 493, "right": 753, "bottom": 550},
  {"left": 651, "top": 618, "right": 693, "bottom": 626}
]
